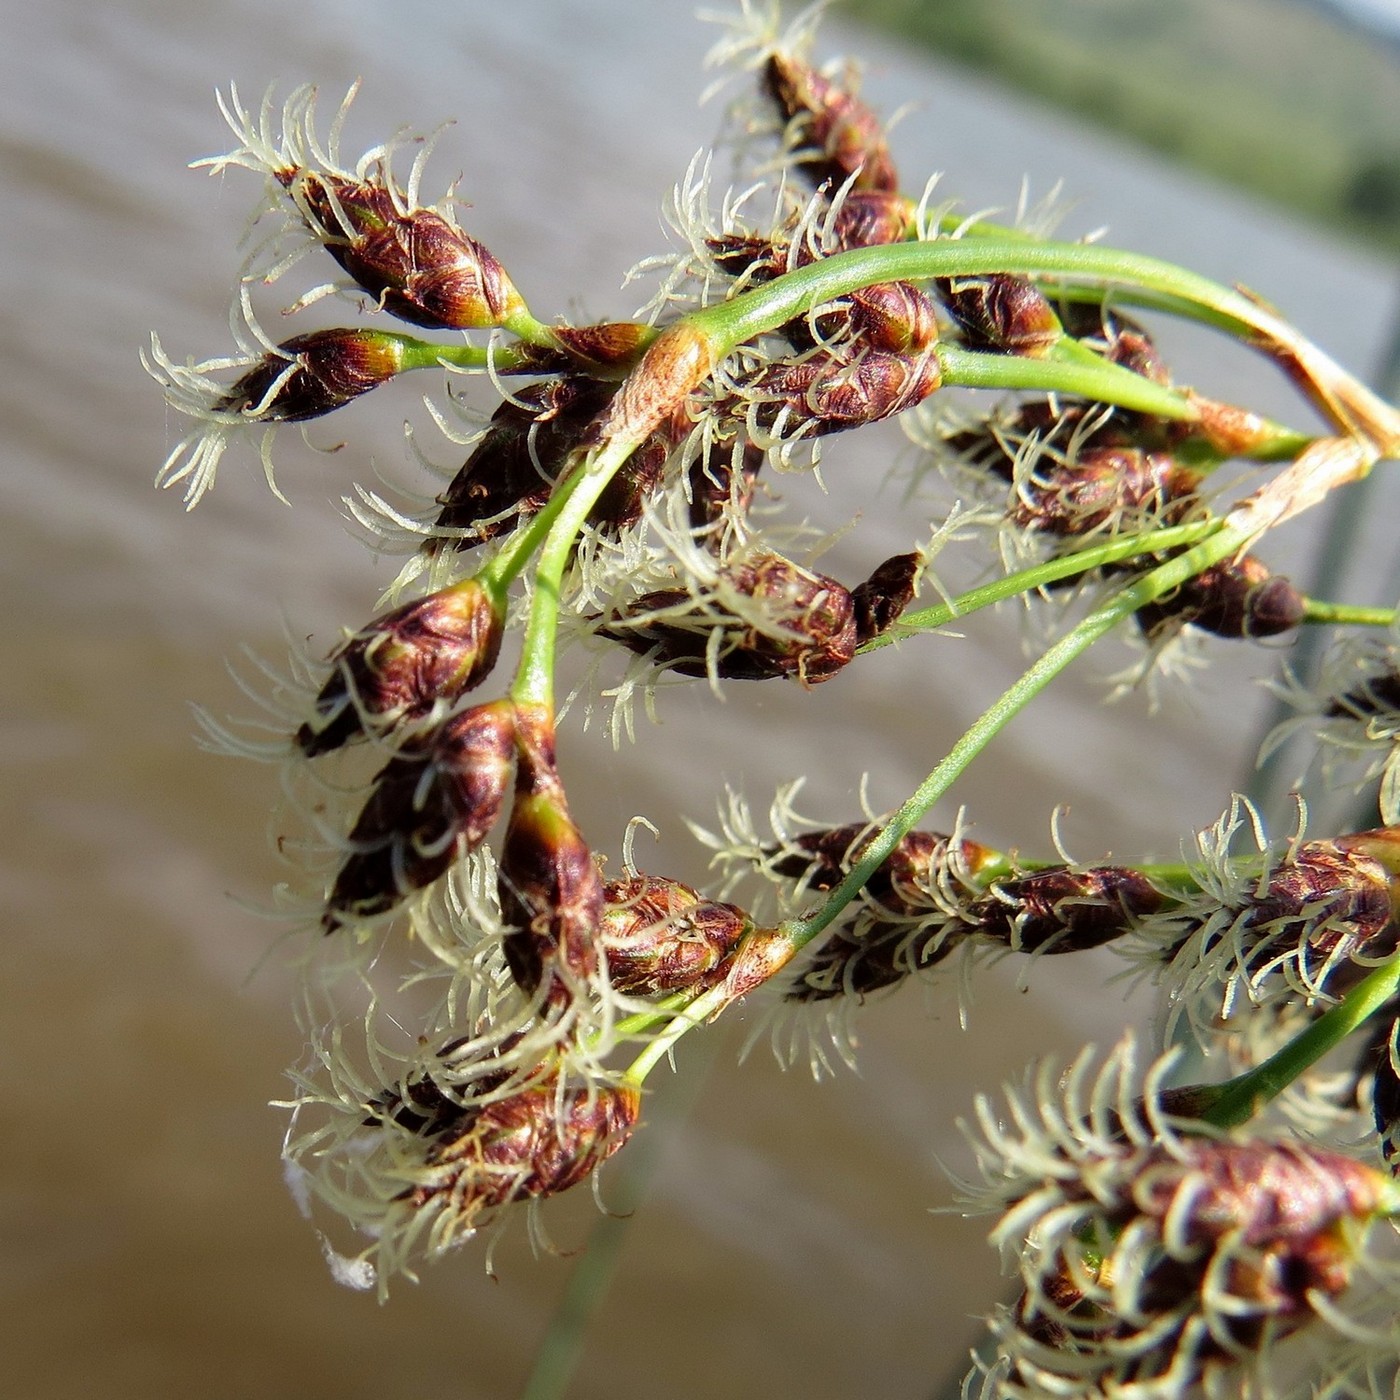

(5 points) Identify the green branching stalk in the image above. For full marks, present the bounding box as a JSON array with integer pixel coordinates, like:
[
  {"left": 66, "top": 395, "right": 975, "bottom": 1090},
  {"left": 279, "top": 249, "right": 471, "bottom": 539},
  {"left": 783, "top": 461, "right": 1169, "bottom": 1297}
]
[
  {"left": 509, "top": 437, "right": 645, "bottom": 708},
  {"left": 1197, "top": 958, "right": 1400, "bottom": 1129},
  {"left": 158, "top": 23, "right": 1400, "bottom": 1383}
]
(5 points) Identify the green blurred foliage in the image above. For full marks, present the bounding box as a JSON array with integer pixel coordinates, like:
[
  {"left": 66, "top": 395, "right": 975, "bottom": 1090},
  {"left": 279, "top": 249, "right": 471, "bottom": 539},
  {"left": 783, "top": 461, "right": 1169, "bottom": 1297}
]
[{"left": 850, "top": 0, "right": 1400, "bottom": 257}]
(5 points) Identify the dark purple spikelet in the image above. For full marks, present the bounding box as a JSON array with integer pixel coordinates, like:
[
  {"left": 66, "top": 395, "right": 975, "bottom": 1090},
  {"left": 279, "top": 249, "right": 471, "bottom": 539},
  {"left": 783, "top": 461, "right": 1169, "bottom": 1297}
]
[
  {"left": 1214, "top": 830, "right": 1400, "bottom": 994},
  {"left": 1137, "top": 555, "right": 1305, "bottom": 640},
  {"left": 968, "top": 865, "right": 1167, "bottom": 954},
  {"left": 763, "top": 52, "right": 899, "bottom": 193},
  {"left": 774, "top": 826, "right": 999, "bottom": 1001},
  {"left": 937, "top": 273, "right": 1062, "bottom": 356},
  {"left": 497, "top": 707, "right": 605, "bottom": 1002},
  {"left": 827, "top": 190, "right": 911, "bottom": 249},
  {"left": 217, "top": 328, "right": 407, "bottom": 422},
  {"left": 1013, "top": 1138, "right": 1387, "bottom": 1375},
  {"left": 1011, "top": 445, "right": 1188, "bottom": 536},
  {"left": 399, "top": 1075, "right": 641, "bottom": 1230},
  {"left": 284, "top": 170, "right": 527, "bottom": 331},
  {"left": 322, "top": 699, "right": 516, "bottom": 929},
  {"left": 850, "top": 551, "right": 921, "bottom": 644},
  {"left": 600, "top": 874, "right": 750, "bottom": 996},
  {"left": 735, "top": 346, "right": 941, "bottom": 438},
  {"left": 297, "top": 580, "right": 503, "bottom": 756},
  {"left": 430, "top": 378, "right": 617, "bottom": 551},
  {"left": 599, "top": 553, "right": 860, "bottom": 684}
]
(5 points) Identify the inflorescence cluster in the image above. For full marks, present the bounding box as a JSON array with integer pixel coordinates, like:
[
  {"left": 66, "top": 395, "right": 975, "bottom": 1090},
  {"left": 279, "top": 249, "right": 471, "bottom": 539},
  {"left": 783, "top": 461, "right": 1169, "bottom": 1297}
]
[{"left": 149, "top": 5, "right": 1400, "bottom": 1396}]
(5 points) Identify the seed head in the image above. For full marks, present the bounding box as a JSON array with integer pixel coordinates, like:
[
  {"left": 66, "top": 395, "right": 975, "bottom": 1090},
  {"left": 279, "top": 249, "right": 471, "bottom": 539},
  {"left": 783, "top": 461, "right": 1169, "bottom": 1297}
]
[
  {"left": 285, "top": 170, "right": 528, "bottom": 331},
  {"left": 399, "top": 1074, "right": 640, "bottom": 1219},
  {"left": 776, "top": 826, "right": 999, "bottom": 1001},
  {"left": 1009, "top": 445, "right": 1189, "bottom": 537},
  {"left": 764, "top": 52, "right": 898, "bottom": 193},
  {"left": 598, "top": 552, "right": 860, "bottom": 684},
  {"left": 962, "top": 1040, "right": 1394, "bottom": 1400},
  {"left": 218, "top": 327, "right": 408, "bottom": 422},
  {"left": 497, "top": 707, "right": 605, "bottom": 1002},
  {"left": 1150, "top": 816, "right": 1400, "bottom": 1033},
  {"left": 968, "top": 865, "right": 1167, "bottom": 955},
  {"left": 297, "top": 579, "right": 504, "bottom": 755},
  {"left": 430, "top": 378, "right": 617, "bottom": 551},
  {"left": 322, "top": 699, "right": 516, "bottom": 929},
  {"left": 318, "top": 1068, "right": 642, "bottom": 1285},
  {"left": 730, "top": 346, "right": 941, "bottom": 440},
  {"left": 938, "top": 274, "right": 1062, "bottom": 356},
  {"left": 989, "top": 1138, "right": 1388, "bottom": 1397},
  {"left": 600, "top": 873, "right": 750, "bottom": 996},
  {"left": 1137, "top": 555, "right": 1305, "bottom": 640}
]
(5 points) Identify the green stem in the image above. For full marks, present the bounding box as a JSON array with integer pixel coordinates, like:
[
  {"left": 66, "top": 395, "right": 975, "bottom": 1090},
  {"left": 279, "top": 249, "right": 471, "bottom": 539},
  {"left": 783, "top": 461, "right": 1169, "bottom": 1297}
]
[
  {"left": 1301, "top": 598, "right": 1397, "bottom": 628},
  {"left": 936, "top": 345, "right": 1196, "bottom": 420},
  {"left": 864, "top": 519, "right": 1219, "bottom": 651},
  {"left": 686, "top": 237, "right": 1276, "bottom": 368},
  {"left": 626, "top": 981, "right": 733, "bottom": 1084},
  {"left": 508, "top": 437, "right": 643, "bottom": 707},
  {"left": 1198, "top": 958, "right": 1400, "bottom": 1129},
  {"left": 395, "top": 334, "right": 546, "bottom": 376}
]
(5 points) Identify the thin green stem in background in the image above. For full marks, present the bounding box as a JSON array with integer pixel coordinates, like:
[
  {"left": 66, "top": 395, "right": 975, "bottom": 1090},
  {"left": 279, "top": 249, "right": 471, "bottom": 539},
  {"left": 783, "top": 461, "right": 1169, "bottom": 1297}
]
[{"left": 866, "top": 519, "right": 1218, "bottom": 650}]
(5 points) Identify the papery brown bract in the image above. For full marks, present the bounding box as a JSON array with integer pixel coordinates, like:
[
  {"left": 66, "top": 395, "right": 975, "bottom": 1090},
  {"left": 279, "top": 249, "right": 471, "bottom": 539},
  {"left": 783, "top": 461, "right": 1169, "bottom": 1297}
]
[{"left": 850, "top": 551, "right": 921, "bottom": 644}]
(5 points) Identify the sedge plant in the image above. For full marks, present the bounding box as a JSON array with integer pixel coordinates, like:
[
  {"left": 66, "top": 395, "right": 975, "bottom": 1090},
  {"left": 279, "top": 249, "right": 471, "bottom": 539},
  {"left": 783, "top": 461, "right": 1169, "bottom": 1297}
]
[{"left": 147, "top": 5, "right": 1400, "bottom": 1396}]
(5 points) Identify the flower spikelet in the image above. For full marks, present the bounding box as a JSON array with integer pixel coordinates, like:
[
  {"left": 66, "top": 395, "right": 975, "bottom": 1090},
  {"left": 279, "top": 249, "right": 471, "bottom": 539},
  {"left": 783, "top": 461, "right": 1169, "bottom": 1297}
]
[
  {"left": 600, "top": 873, "right": 751, "bottom": 997},
  {"left": 959, "top": 1039, "right": 1394, "bottom": 1400},
  {"left": 968, "top": 865, "right": 1169, "bottom": 957},
  {"left": 596, "top": 547, "right": 859, "bottom": 685},
  {"left": 774, "top": 822, "right": 999, "bottom": 1001},
  {"left": 145, "top": 321, "right": 408, "bottom": 507},
  {"left": 285, "top": 1044, "right": 640, "bottom": 1293},
  {"left": 1140, "top": 802, "right": 1400, "bottom": 1043},
  {"left": 201, "top": 83, "right": 527, "bottom": 330},
  {"left": 297, "top": 579, "right": 504, "bottom": 756},
  {"left": 496, "top": 706, "right": 606, "bottom": 1005},
  {"left": 322, "top": 699, "right": 516, "bottom": 930}
]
